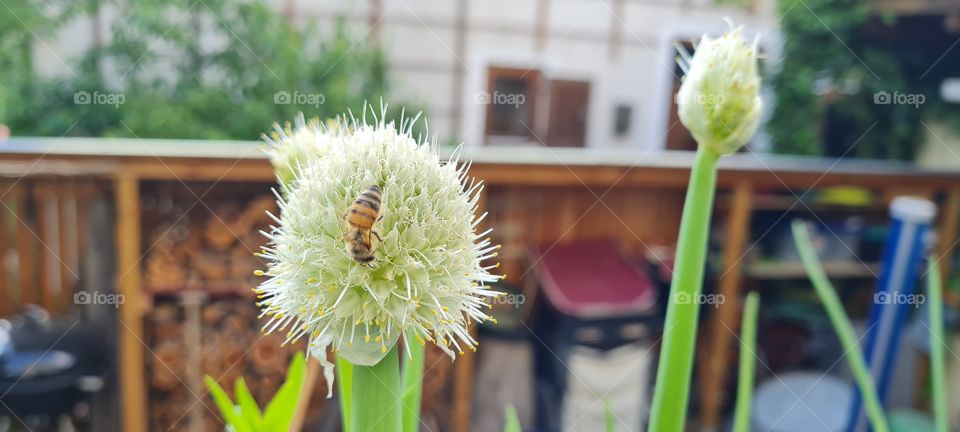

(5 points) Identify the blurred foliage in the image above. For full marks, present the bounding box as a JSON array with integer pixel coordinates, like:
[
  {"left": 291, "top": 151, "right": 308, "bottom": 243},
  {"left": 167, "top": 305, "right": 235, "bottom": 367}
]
[
  {"left": 204, "top": 354, "right": 306, "bottom": 432},
  {"left": 0, "top": 0, "right": 403, "bottom": 140},
  {"left": 768, "top": 0, "right": 922, "bottom": 160}
]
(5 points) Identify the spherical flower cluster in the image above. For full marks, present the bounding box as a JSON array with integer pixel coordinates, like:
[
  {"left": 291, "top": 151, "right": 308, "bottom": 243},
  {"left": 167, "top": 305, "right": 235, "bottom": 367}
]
[
  {"left": 676, "top": 24, "right": 763, "bottom": 155},
  {"left": 262, "top": 115, "right": 339, "bottom": 188},
  {"left": 255, "top": 110, "right": 501, "bottom": 395}
]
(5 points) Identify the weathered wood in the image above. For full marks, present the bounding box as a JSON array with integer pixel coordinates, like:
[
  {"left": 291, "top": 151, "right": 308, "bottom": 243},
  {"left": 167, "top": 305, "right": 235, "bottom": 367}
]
[
  {"left": 0, "top": 188, "right": 10, "bottom": 316},
  {"left": 34, "top": 184, "right": 56, "bottom": 311},
  {"left": 700, "top": 181, "right": 753, "bottom": 430},
  {"left": 117, "top": 174, "right": 147, "bottom": 432},
  {"left": 12, "top": 185, "right": 35, "bottom": 308},
  {"left": 938, "top": 188, "right": 960, "bottom": 308}
]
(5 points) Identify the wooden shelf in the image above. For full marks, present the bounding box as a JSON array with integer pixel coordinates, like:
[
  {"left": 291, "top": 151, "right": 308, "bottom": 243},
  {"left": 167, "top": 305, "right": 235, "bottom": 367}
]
[
  {"left": 145, "top": 282, "right": 256, "bottom": 297},
  {"left": 717, "top": 195, "right": 883, "bottom": 213},
  {"left": 745, "top": 260, "right": 880, "bottom": 280}
]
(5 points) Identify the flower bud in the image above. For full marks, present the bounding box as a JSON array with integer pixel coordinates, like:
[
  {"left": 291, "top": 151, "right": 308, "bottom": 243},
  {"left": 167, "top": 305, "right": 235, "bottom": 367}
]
[{"left": 676, "top": 25, "right": 762, "bottom": 155}]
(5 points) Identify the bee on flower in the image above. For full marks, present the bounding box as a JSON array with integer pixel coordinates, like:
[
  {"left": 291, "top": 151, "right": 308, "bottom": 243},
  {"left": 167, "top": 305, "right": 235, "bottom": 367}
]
[{"left": 254, "top": 107, "right": 502, "bottom": 396}]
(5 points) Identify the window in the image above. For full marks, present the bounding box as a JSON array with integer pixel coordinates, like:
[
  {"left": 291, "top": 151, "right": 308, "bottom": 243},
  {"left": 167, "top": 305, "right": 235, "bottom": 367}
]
[{"left": 484, "top": 67, "right": 540, "bottom": 143}]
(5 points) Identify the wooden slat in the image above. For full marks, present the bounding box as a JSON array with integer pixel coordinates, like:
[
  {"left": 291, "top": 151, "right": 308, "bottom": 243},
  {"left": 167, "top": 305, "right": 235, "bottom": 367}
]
[
  {"left": 117, "top": 174, "right": 147, "bottom": 432},
  {"left": 700, "top": 181, "right": 753, "bottom": 429},
  {"left": 34, "top": 184, "right": 57, "bottom": 312},
  {"left": 938, "top": 189, "right": 960, "bottom": 308},
  {"left": 58, "top": 182, "right": 81, "bottom": 312},
  {"left": 453, "top": 185, "right": 488, "bottom": 432},
  {"left": 13, "top": 185, "right": 35, "bottom": 308},
  {"left": 0, "top": 187, "right": 11, "bottom": 316}
]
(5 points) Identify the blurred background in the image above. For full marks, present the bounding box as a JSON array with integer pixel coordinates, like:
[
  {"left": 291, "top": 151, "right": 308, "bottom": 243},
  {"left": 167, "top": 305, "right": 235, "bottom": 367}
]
[{"left": 1, "top": 0, "right": 960, "bottom": 431}]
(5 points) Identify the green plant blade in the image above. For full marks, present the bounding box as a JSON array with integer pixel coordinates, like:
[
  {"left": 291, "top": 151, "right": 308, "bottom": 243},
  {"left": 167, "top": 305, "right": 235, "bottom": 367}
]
[
  {"left": 203, "top": 375, "right": 251, "bottom": 432},
  {"left": 503, "top": 405, "right": 521, "bottom": 432},
  {"left": 926, "top": 260, "right": 948, "bottom": 432},
  {"left": 263, "top": 353, "right": 306, "bottom": 431},
  {"left": 733, "top": 292, "right": 760, "bottom": 432},
  {"left": 791, "top": 220, "right": 889, "bottom": 432},
  {"left": 233, "top": 378, "right": 263, "bottom": 431},
  {"left": 337, "top": 354, "right": 354, "bottom": 430},
  {"left": 649, "top": 147, "right": 720, "bottom": 432},
  {"left": 401, "top": 333, "right": 426, "bottom": 432},
  {"left": 604, "top": 402, "right": 615, "bottom": 432},
  {"left": 350, "top": 347, "right": 402, "bottom": 432}
]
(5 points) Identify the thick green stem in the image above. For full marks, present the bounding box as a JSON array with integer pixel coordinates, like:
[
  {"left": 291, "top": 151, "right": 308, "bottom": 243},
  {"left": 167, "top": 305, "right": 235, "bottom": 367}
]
[
  {"left": 350, "top": 347, "right": 402, "bottom": 432},
  {"left": 791, "top": 221, "right": 889, "bottom": 432},
  {"left": 649, "top": 147, "right": 720, "bottom": 432},
  {"left": 337, "top": 355, "right": 354, "bottom": 430},
  {"left": 733, "top": 292, "right": 760, "bottom": 432},
  {"left": 401, "top": 333, "right": 425, "bottom": 432},
  {"left": 927, "top": 260, "right": 948, "bottom": 432}
]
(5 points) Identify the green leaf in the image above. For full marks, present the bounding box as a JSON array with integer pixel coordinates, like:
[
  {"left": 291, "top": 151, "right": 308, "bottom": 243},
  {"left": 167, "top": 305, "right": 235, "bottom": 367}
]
[
  {"left": 401, "top": 333, "right": 425, "bottom": 432},
  {"left": 733, "top": 292, "right": 760, "bottom": 432},
  {"left": 792, "top": 220, "right": 889, "bottom": 432},
  {"left": 233, "top": 378, "right": 263, "bottom": 431},
  {"left": 503, "top": 405, "right": 521, "bottom": 432},
  {"left": 263, "top": 354, "right": 307, "bottom": 431},
  {"left": 604, "top": 402, "right": 615, "bottom": 432},
  {"left": 926, "top": 260, "right": 948, "bottom": 432},
  {"left": 204, "top": 375, "right": 249, "bottom": 432}
]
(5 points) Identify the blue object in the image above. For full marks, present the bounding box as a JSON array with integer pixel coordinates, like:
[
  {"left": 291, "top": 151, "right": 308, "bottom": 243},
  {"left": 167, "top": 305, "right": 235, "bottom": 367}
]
[{"left": 848, "top": 197, "right": 936, "bottom": 432}]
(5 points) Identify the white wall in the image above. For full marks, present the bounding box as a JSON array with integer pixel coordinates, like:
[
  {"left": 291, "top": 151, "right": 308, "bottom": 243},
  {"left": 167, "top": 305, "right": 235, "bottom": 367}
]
[{"left": 30, "top": 0, "right": 780, "bottom": 149}]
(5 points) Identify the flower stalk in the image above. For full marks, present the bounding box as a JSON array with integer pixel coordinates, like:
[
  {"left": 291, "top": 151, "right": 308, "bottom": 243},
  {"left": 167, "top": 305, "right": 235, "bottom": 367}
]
[
  {"left": 648, "top": 146, "right": 720, "bottom": 431},
  {"left": 350, "top": 347, "right": 402, "bottom": 432},
  {"left": 649, "top": 22, "right": 761, "bottom": 431},
  {"left": 401, "top": 332, "right": 426, "bottom": 432},
  {"left": 337, "top": 356, "right": 354, "bottom": 429}
]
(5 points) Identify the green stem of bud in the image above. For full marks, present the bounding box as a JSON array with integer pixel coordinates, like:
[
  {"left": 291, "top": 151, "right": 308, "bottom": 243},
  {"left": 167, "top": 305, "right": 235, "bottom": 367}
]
[{"left": 649, "top": 147, "right": 720, "bottom": 432}]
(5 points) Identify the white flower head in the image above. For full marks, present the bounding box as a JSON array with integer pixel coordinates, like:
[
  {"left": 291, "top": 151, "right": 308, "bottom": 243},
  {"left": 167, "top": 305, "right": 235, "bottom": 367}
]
[
  {"left": 676, "top": 22, "right": 763, "bottom": 155},
  {"left": 255, "top": 107, "right": 501, "bottom": 396},
  {"left": 262, "top": 114, "right": 342, "bottom": 189}
]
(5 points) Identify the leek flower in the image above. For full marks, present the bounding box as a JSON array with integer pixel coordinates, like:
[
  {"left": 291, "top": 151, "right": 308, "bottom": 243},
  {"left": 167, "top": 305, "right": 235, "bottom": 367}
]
[{"left": 255, "top": 108, "right": 500, "bottom": 402}]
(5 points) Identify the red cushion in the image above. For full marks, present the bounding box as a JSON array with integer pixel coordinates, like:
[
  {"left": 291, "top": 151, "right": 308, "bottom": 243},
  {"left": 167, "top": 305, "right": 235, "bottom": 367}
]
[{"left": 532, "top": 241, "right": 657, "bottom": 318}]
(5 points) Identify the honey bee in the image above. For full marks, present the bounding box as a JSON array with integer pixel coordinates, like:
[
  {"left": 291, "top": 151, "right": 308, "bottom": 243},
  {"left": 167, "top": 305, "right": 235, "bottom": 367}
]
[{"left": 343, "top": 185, "right": 384, "bottom": 265}]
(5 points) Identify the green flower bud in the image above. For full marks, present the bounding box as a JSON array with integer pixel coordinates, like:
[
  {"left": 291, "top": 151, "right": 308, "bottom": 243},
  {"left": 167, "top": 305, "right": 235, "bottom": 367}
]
[{"left": 676, "top": 25, "right": 762, "bottom": 155}]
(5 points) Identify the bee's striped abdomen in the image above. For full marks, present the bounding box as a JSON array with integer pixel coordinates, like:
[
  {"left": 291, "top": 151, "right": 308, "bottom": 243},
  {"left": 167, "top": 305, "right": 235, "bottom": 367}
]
[{"left": 346, "top": 185, "right": 382, "bottom": 229}]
